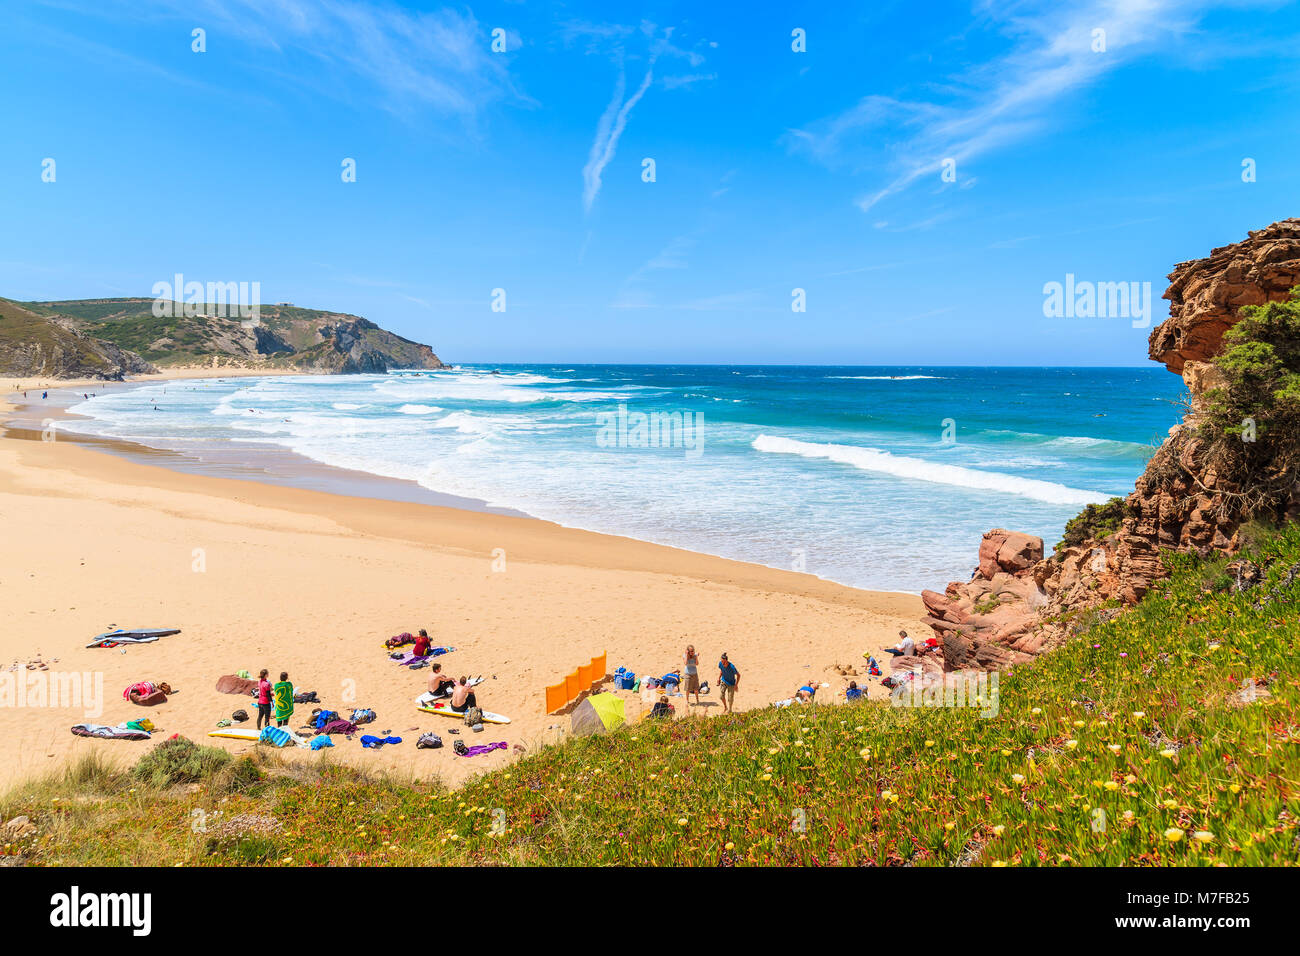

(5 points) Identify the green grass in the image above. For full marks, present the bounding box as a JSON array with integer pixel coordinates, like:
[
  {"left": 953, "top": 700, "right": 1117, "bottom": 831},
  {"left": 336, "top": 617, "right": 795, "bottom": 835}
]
[{"left": 5, "top": 525, "right": 1298, "bottom": 867}]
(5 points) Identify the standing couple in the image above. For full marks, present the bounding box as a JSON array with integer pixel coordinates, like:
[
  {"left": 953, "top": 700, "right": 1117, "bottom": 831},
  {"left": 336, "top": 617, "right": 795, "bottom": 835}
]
[{"left": 680, "top": 645, "right": 740, "bottom": 714}]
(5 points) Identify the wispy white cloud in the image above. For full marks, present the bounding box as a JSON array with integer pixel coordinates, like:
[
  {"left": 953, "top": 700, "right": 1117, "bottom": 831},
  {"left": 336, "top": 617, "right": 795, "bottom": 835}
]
[
  {"left": 611, "top": 235, "right": 696, "bottom": 308},
  {"left": 580, "top": 23, "right": 715, "bottom": 213},
  {"left": 789, "top": 0, "right": 1274, "bottom": 212},
  {"left": 98, "top": 0, "right": 523, "bottom": 122},
  {"left": 582, "top": 65, "right": 656, "bottom": 213}
]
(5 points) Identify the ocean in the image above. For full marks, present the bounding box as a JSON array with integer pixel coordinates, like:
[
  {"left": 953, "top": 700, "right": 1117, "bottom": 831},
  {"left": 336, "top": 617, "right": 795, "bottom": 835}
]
[{"left": 63, "top": 365, "right": 1186, "bottom": 593}]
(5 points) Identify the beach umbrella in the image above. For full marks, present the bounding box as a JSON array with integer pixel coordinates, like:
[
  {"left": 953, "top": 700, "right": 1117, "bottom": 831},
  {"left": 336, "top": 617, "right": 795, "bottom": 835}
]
[{"left": 570, "top": 693, "right": 625, "bottom": 736}]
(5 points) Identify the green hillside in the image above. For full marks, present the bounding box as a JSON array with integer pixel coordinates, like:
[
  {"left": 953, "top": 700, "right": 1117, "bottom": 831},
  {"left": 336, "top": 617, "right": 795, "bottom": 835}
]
[
  {"left": 22, "top": 298, "right": 444, "bottom": 372},
  {"left": 0, "top": 298, "right": 155, "bottom": 379},
  {"left": 4, "top": 522, "right": 1296, "bottom": 867}
]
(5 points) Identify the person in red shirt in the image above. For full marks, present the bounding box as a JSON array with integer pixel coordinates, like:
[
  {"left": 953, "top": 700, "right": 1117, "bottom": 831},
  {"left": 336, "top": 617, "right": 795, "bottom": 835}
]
[
  {"left": 256, "top": 669, "right": 273, "bottom": 729},
  {"left": 413, "top": 628, "right": 432, "bottom": 657}
]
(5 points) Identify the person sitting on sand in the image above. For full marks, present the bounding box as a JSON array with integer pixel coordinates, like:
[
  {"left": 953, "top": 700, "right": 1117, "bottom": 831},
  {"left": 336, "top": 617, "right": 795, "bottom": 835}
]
[
  {"left": 682, "top": 644, "right": 702, "bottom": 706},
  {"left": 796, "top": 683, "right": 817, "bottom": 702},
  {"left": 884, "top": 630, "right": 916, "bottom": 657},
  {"left": 428, "top": 663, "right": 455, "bottom": 699},
  {"left": 845, "top": 681, "right": 864, "bottom": 701},
  {"left": 449, "top": 676, "right": 477, "bottom": 713},
  {"left": 412, "top": 628, "right": 432, "bottom": 657},
  {"left": 649, "top": 695, "right": 673, "bottom": 719},
  {"left": 273, "top": 671, "right": 294, "bottom": 727}
]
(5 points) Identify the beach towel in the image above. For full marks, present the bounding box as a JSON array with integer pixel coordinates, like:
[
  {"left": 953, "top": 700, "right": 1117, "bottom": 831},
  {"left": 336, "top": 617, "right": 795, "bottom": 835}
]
[
  {"left": 259, "top": 726, "right": 295, "bottom": 748},
  {"left": 309, "top": 735, "right": 333, "bottom": 750},
  {"left": 391, "top": 648, "right": 455, "bottom": 666},
  {"left": 273, "top": 680, "right": 294, "bottom": 722},
  {"left": 319, "top": 718, "right": 358, "bottom": 736},
  {"left": 71, "top": 723, "right": 151, "bottom": 741},
  {"left": 455, "top": 741, "right": 507, "bottom": 758},
  {"left": 360, "top": 735, "right": 402, "bottom": 749},
  {"left": 216, "top": 674, "right": 259, "bottom": 696}
]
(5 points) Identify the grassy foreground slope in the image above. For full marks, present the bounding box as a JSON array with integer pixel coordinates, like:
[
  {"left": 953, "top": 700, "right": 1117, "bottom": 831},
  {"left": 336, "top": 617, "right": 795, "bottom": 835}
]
[{"left": 4, "top": 526, "right": 1297, "bottom": 867}]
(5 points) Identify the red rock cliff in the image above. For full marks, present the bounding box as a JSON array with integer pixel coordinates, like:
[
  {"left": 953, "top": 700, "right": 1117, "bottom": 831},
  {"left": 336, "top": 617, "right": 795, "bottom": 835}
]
[{"left": 923, "top": 219, "right": 1300, "bottom": 669}]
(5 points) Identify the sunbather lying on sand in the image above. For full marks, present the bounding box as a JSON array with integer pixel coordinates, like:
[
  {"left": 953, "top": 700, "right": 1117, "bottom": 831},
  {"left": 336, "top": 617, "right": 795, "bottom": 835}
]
[{"left": 123, "top": 681, "right": 172, "bottom": 705}]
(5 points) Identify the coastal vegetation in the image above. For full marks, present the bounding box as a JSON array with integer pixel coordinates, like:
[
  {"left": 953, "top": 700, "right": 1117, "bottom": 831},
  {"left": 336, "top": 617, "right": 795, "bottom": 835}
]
[
  {"left": 5, "top": 521, "right": 1296, "bottom": 867},
  {"left": 1054, "top": 496, "right": 1130, "bottom": 556},
  {"left": 2, "top": 297, "right": 444, "bottom": 377},
  {"left": 1198, "top": 288, "right": 1300, "bottom": 521}
]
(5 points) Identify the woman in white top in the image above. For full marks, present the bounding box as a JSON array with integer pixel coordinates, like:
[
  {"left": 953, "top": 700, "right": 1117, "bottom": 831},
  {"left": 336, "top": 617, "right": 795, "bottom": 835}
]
[{"left": 683, "top": 644, "right": 702, "bottom": 705}]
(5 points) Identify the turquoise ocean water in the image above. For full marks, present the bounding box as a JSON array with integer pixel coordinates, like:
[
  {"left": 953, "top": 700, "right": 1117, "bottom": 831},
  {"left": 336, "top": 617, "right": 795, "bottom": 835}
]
[{"left": 64, "top": 365, "right": 1186, "bottom": 592}]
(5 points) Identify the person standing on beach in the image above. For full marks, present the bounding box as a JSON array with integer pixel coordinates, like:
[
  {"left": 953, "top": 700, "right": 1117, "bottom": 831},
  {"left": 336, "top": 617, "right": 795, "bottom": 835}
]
[
  {"left": 273, "top": 671, "right": 294, "bottom": 727},
  {"left": 255, "top": 669, "right": 273, "bottom": 729},
  {"left": 683, "top": 644, "right": 702, "bottom": 707},
  {"left": 717, "top": 653, "right": 740, "bottom": 714}
]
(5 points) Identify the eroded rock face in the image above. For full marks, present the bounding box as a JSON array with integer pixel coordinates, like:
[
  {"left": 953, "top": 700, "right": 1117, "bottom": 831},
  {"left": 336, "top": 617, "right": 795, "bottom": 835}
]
[
  {"left": 1150, "top": 218, "right": 1300, "bottom": 380},
  {"left": 923, "top": 220, "right": 1300, "bottom": 670}
]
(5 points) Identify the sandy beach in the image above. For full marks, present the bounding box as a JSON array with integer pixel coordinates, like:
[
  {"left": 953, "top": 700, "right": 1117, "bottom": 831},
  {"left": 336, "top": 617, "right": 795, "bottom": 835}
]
[{"left": 0, "top": 374, "right": 923, "bottom": 790}]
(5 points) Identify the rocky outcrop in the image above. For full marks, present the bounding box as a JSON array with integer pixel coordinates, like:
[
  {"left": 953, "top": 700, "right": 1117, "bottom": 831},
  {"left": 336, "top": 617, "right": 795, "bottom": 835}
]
[
  {"left": 288, "top": 318, "right": 443, "bottom": 373},
  {"left": 924, "top": 220, "right": 1300, "bottom": 669},
  {"left": 1150, "top": 219, "right": 1300, "bottom": 385}
]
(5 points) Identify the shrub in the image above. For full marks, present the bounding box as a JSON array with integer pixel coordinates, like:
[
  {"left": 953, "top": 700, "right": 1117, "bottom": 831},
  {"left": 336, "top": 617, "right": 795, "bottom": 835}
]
[
  {"left": 1198, "top": 288, "right": 1300, "bottom": 518},
  {"left": 131, "top": 736, "right": 232, "bottom": 788},
  {"left": 1055, "top": 497, "right": 1129, "bottom": 554}
]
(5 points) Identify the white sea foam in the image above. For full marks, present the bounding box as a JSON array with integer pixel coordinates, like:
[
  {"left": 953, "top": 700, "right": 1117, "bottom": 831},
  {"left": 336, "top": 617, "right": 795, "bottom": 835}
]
[
  {"left": 398, "top": 404, "right": 442, "bottom": 415},
  {"left": 825, "top": 375, "right": 943, "bottom": 380},
  {"left": 752, "top": 434, "right": 1110, "bottom": 505}
]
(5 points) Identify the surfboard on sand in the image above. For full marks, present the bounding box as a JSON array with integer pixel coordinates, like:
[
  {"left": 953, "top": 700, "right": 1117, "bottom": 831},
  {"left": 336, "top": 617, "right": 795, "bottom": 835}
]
[
  {"left": 87, "top": 628, "right": 181, "bottom": 648},
  {"left": 414, "top": 693, "right": 509, "bottom": 724},
  {"left": 208, "top": 727, "right": 311, "bottom": 748}
]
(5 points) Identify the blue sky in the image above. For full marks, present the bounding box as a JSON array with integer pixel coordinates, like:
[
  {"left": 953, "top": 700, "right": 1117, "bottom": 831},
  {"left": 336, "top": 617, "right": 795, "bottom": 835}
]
[{"left": 2, "top": 0, "right": 1298, "bottom": 365}]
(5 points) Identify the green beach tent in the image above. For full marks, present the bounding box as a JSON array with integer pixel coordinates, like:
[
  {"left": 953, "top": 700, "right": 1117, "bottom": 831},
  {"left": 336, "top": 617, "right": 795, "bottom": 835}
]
[{"left": 570, "top": 692, "right": 625, "bottom": 736}]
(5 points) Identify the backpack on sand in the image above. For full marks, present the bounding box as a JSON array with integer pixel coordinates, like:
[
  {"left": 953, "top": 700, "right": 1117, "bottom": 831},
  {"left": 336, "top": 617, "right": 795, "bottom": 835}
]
[
  {"left": 416, "top": 732, "right": 443, "bottom": 749},
  {"left": 462, "top": 706, "right": 484, "bottom": 727}
]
